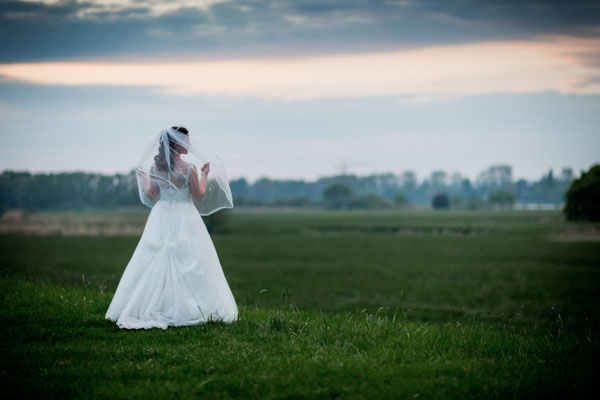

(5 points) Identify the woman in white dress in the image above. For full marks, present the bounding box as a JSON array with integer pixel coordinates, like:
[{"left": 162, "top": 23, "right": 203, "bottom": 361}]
[{"left": 105, "top": 126, "right": 237, "bottom": 329}]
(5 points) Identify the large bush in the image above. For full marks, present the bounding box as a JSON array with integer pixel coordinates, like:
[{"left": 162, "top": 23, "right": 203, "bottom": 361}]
[
  {"left": 564, "top": 164, "right": 600, "bottom": 221},
  {"left": 431, "top": 193, "right": 450, "bottom": 209}
]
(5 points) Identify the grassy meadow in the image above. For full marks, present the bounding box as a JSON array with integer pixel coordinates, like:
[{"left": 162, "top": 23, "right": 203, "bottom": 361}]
[{"left": 1, "top": 208, "right": 599, "bottom": 398}]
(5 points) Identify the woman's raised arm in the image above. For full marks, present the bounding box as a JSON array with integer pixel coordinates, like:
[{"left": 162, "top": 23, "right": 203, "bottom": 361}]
[
  {"left": 190, "top": 163, "right": 209, "bottom": 202},
  {"left": 137, "top": 166, "right": 160, "bottom": 202}
]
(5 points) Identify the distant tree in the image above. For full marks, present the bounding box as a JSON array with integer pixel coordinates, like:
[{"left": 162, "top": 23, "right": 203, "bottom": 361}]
[
  {"left": 401, "top": 171, "right": 417, "bottom": 188},
  {"left": 564, "top": 164, "right": 600, "bottom": 221},
  {"left": 515, "top": 179, "right": 530, "bottom": 200},
  {"left": 323, "top": 184, "right": 353, "bottom": 209},
  {"left": 450, "top": 172, "right": 463, "bottom": 187},
  {"left": 230, "top": 178, "right": 250, "bottom": 197},
  {"left": 476, "top": 165, "right": 513, "bottom": 188},
  {"left": 432, "top": 193, "right": 449, "bottom": 209},
  {"left": 459, "top": 179, "right": 476, "bottom": 204},
  {"left": 394, "top": 193, "right": 409, "bottom": 207},
  {"left": 488, "top": 190, "right": 515, "bottom": 208},
  {"left": 400, "top": 170, "right": 419, "bottom": 202},
  {"left": 539, "top": 169, "right": 555, "bottom": 188},
  {"left": 251, "top": 177, "right": 277, "bottom": 202},
  {"left": 561, "top": 167, "right": 574, "bottom": 182},
  {"left": 430, "top": 170, "right": 447, "bottom": 192}
]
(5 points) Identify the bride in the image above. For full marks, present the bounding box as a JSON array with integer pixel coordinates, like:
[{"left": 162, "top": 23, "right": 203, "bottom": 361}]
[{"left": 105, "top": 126, "right": 237, "bottom": 329}]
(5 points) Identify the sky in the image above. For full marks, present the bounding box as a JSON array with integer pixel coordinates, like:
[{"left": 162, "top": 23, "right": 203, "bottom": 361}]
[{"left": 0, "top": 0, "right": 599, "bottom": 183}]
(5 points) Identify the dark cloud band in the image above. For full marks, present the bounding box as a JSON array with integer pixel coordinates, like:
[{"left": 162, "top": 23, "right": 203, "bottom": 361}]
[{"left": 1, "top": 0, "right": 599, "bottom": 62}]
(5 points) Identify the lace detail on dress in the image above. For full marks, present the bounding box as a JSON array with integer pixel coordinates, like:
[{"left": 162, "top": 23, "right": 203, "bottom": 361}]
[{"left": 154, "top": 163, "right": 194, "bottom": 204}]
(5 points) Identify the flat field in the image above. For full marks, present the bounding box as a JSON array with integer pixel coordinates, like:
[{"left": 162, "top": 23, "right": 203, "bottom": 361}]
[{"left": 1, "top": 209, "right": 599, "bottom": 398}]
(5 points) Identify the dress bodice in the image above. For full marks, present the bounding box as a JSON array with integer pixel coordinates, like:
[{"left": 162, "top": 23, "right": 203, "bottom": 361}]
[{"left": 154, "top": 163, "right": 193, "bottom": 204}]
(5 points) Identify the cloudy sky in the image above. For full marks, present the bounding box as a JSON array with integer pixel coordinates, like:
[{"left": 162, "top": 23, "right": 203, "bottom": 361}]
[{"left": 1, "top": 0, "right": 599, "bottom": 182}]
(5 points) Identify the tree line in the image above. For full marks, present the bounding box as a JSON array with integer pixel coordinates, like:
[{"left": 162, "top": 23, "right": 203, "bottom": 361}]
[
  {"left": 230, "top": 165, "right": 574, "bottom": 209},
  {"left": 0, "top": 164, "right": 578, "bottom": 213}
]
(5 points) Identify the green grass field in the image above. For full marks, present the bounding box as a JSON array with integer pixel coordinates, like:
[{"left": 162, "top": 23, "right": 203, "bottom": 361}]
[{"left": 1, "top": 209, "right": 599, "bottom": 398}]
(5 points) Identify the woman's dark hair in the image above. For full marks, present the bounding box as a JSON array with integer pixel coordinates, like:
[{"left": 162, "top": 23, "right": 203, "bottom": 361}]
[{"left": 154, "top": 126, "right": 189, "bottom": 172}]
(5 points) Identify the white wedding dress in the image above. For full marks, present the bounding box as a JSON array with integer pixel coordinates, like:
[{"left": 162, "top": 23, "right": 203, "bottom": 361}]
[{"left": 105, "top": 163, "right": 238, "bottom": 329}]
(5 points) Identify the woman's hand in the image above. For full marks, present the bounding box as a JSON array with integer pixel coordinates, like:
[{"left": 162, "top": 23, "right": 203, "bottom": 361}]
[
  {"left": 136, "top": 166, "right": 150, "bottom": 185},
  {"left": 190, "top": 163, "right": 208, "bottom": 202},
  {"left": 136, "top": 166, "right": 159, "bottom": 201},
  {"left": 200, "top": 162, "right": 210, "bottom": 178}
]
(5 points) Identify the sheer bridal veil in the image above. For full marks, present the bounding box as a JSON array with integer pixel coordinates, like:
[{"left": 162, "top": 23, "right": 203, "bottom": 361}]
[{"left": 134, "top": 126, "right": 234, "bottom": 215}]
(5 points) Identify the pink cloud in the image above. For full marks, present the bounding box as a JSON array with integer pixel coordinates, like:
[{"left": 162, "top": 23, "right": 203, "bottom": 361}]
[{"left": 0, "top": 34, "right": 599, "bottom": 101}]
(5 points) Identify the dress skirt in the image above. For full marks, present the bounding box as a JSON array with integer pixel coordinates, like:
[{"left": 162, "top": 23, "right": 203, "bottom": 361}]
[{"left": 105, "top": 200, "right": 238, "bottom": 329}]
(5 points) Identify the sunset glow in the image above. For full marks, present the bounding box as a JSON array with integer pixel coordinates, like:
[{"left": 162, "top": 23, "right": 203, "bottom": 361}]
[{"left": 1, "top": 35, "right": 598, "bottom": 101}]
